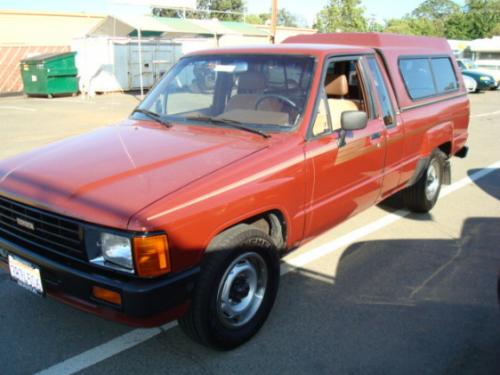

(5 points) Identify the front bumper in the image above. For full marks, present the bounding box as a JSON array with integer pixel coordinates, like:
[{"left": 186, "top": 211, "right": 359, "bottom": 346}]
[{"left": 0, "top": 236, "right": 199, "bottom": 327}]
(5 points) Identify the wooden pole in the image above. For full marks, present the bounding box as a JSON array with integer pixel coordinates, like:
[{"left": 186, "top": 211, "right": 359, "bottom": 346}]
[{"left": 270, "top": 0, "right": 278, "bottom": 44}]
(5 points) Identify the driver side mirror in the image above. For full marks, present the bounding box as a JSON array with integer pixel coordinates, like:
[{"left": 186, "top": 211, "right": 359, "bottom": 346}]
[{"left": 339, "top": 110, "right": 368, "bottom": 147}]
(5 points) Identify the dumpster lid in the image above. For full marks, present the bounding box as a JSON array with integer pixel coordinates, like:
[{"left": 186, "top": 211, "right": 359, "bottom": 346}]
[{"left": 21, "top": 52, "right": 76, "bottom": 63}]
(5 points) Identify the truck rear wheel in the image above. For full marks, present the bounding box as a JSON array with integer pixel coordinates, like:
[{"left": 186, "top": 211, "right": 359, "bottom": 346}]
[
  {"left": 403, "top": 150, "right": 446, "bottom": 213},
  {"left": 178, "top": 224, "right": 280, "bottom": 350}
]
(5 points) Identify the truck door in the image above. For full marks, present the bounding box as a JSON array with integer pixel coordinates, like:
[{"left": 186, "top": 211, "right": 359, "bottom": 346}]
[
  {"left": 364, "top": 56, "right": 406, "bottom": 198},
  {"left": 304, "top": 56, "right": 386, "bottom": 238}
]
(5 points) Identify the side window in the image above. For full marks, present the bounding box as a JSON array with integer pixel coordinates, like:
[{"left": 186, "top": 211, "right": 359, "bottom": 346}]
[
  {"left": 431, "top": 58, "right": 458, "bottom": 93},
  {"left": 323, "top": 59, "right": 369, "bottom": 130},
  {"left": 311, "top": 93, "right": 331, "bottom": 137},
  {"left": 366, "top": 57, "right": 396, "bottom": 127},
  {"left": 399, "top": 58, "right": 436, "bottom": 100}
]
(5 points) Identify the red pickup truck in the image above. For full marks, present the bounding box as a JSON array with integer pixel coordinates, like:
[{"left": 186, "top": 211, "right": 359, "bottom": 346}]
[{"left": 0, "top": 33, "right": 469, "bottom": 349}]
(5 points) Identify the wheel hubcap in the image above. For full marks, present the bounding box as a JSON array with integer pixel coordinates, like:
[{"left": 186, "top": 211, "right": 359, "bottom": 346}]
[
  {"left": 216, "top": 252, "right": 268, "bottom": 328},
  {"left": 425, "top": 160, "right": 440, "bottom": 201}
]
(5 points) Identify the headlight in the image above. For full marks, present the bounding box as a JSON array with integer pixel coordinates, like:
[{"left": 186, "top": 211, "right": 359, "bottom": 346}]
[
  {"left": 479, "top": 76, "right": 491, "bottom": 81},
  {"left": 100, "top": 233, "right": 133, "bottom": 270}
]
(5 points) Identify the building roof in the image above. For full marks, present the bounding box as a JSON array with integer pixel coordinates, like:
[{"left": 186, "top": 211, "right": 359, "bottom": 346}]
[
  {"left": 154, "top": 17, "right": 211, "bottom": 35},
  {"left": 88, "top": 15, "right": 269, "bottom": 38},
  {"left": 470, "top": 36, "right": 500, "bottom": 52}
]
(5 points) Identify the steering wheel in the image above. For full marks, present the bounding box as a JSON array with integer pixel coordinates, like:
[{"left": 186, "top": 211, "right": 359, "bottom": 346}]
[{"left": 254, "top": 94, "right": 298, "bottom": 110}]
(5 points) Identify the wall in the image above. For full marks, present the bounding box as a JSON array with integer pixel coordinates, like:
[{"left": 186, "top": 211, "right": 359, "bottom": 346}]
[
  {"left": 0, "top": 45, "right": 69, "bottom": 94},
  {"left": 0, "top": 10, "right": 104, "bottom": 94}
]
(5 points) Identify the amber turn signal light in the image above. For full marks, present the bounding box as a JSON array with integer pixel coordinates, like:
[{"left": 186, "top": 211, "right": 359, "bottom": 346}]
[
  {"left": 133, "top": 234, "right": 170, "bottom": 277},
  {"left": 92, "top": 286, "right": 122, "bottom": 306}
]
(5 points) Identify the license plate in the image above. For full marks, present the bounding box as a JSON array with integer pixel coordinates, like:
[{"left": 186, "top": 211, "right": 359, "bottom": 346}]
[{"left": 8, "top": 255, "right": 44, "bottom": 295}]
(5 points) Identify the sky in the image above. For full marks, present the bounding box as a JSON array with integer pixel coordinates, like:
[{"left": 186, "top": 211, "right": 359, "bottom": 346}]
[{"left": 0, "top": 0, "right": 466, "bottom": 26}]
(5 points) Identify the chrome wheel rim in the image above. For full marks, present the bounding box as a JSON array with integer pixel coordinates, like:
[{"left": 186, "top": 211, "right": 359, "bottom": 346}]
[
  {"left": 216, "top": 252, "right": 268, "bottom": 328},
  {"left": 425, "top": 160, "right": 440, "bottom": 201}
]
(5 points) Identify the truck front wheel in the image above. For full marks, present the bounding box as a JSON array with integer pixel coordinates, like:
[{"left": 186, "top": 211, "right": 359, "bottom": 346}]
[
  {"left": 403, "top": 149, "right": 446, "bottom": 213},
  {"left": 178, "top": 224, "right": 280, "bottom": 350}
]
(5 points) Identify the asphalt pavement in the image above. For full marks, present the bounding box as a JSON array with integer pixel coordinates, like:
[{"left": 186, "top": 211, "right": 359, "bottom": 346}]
[{"left": 0, "top": 91, "right": 499, "bottom": 375}]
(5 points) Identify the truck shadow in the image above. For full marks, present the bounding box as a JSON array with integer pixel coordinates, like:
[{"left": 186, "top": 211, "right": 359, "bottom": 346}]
[
  {"left": 467, "top": 168, "right": 500, "bottom": 200},
  {"left": 144, "top": 217, "right": 500, "bottom": 374}
]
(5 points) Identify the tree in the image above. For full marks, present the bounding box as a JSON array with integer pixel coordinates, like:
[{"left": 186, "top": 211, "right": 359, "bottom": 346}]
[
  {"left": 246, "top": 9, "right": 306, "bottom": 27},
  {"left": 209, "top": 0, "right": 245, "bottom": 21},
  {"left": 411, "top": 0, "right": 460, "bottom": 19},
  {"left": 245, "top": 13, "right": 269, "bottom": 25},
  {"left": 489, "top": 23, "right": 500, "bottom": 36},
  {"left": 277, "top": 8, "right": 300, "bottom": 27},
  {"left": 444, "top": 11, "right": 471, "bottom": 39},
  {"left": 384, "top": 17, "right": 443, "bottom": 36},
  {"left": 382, "top": 0, "right": 500, "bottom": 39},
  {"left": 152, "top": 0, "right": 244, "bottom": 21},
  {"left": 464, "top": 0, "right": 500, "bottom": 39},
  {"left": 313, "top": 0, "right": 367, "bottom": 32}
]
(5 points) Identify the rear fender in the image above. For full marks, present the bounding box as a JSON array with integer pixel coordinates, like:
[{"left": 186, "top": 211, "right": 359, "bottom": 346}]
[{"left": 420, "top": 121, "right": 453, "bottom": 157}]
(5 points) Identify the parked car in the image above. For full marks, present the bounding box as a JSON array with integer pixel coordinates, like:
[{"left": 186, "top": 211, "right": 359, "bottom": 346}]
[
  {"left": 475, "top": 62, "right": 500, "bottom": 88},
  {"left": 0, "top": 33, "right": 470, "bottom": 350},
  {"left": 457, "top": 59, "right": 498, "bottom": 91},
  {"left": 463, "top": 74, "right": 478, "bottom": 93}
]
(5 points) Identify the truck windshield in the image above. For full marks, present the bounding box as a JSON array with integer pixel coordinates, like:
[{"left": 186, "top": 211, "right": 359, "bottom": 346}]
[{"left": 136, "top": 54, "right": 315, "bottom": 132}]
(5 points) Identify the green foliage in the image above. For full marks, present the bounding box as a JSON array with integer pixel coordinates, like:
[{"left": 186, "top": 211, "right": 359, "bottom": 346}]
[
  {"left": 209, "top": 0, "right": 245, "bottom": 21},
  {"left": 277, "top": 8, "right": 303, "bottom": 27},
  {"left": 462, "top": 0, "right": 500, "bottom": 39},
  {"left": 383, "top": 0, "right": 500, "bottom": 39},
  {"left": 246, "top": 9, "right": 305, "bottom": 27},
  {"left": 385, "top": 17, "right": 445, "bottom": 36},
  {"left": 489, "top": 23, "right": 500, "bottom": 36},
  {"left": 245, "top": 13, "right": 269, "bottom": 25},
  {"left": 152, "top": 0, "right": 243, "bottom": 21},
  {"left": 412, "top": 0, "right": 460, "bottom": 19},
  {"left": 313, "top": 0, "right": 367, "bottom": 32},
  {"left": 444, "top": 11, "right": 471, "bottom": 39}
]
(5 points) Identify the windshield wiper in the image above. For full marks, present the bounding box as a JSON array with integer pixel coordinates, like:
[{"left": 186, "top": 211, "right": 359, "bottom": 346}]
[
  {"left": 132, "top": 108, "right": 172, "bottom": 128},
  {"left": 184, "top": 115, "right": 270, "bottom": 139}
]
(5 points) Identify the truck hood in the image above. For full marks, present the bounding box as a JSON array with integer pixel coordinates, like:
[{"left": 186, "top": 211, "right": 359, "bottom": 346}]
[{"left": 0, "top": 121, "right": 267, "bottom": 229}]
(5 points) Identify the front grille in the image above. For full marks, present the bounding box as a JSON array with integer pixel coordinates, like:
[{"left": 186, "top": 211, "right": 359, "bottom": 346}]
[{"left": 0, "top": 196, "right": 86, "bottom": 260}]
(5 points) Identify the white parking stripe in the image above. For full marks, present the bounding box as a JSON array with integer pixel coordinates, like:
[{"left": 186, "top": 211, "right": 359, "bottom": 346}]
[
  {"left": 472, "top": 110, "right": 500, "bottom": 118},
  {"left": 35, "top": 322, "right": 177, "bottom": 375},
  {"left": 0, "top": 106, "right": 36, "bottom": 112},
  {"left": 34, "top": 160, "right": 500, "bottom": 375}
]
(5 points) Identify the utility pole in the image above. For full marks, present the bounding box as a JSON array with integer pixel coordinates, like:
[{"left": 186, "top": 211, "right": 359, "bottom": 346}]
[{"left": 270, "top": 0, "right": 278, "bottom": 44}]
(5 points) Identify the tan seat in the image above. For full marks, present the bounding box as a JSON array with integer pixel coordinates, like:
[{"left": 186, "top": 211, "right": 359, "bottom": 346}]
[
  {"left": 325, "top": 74, "right": 359, "bottom": 130},
  {"left": 225, "top": 72, "right": 282, "bottom": 112}
]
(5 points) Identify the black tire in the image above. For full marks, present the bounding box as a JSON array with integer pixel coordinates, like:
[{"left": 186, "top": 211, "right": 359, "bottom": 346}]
[
  {"left": 403, "top": 149, "right": 446, "bottom": 213},
  {"left": 178, "top": 224, "right": 280, "bottom": 350}
]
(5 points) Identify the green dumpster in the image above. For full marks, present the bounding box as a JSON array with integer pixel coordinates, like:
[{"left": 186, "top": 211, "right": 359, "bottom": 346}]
[{"left": 20, "top": 52, "right": 79, "bottom": 97}]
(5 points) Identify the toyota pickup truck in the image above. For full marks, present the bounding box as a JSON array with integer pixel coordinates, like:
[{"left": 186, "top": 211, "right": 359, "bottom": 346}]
[{"left": 0, "top": 33, "right": 469, "bottom": 349}]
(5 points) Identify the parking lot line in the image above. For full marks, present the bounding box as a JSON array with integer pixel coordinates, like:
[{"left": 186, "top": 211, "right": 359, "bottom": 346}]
[
  {"left": 472, "top": 110, "right": 500, "bottom": 118},
  {"left": 29, "top": 98, "right": 97, "bottom": 104},
  {"left": 0, "top": 105, "right": 36, "bottom": 112},
  {"left": 34, "top": 159, "right": 500, "bottom": 375},
  {"left": 35, "top": 322, "right": 177, "bottom": 375}
]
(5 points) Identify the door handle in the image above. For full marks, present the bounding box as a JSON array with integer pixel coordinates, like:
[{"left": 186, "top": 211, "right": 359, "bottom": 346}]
[{"left": 370, "top": 132, "right": 383, "bottom": 148}]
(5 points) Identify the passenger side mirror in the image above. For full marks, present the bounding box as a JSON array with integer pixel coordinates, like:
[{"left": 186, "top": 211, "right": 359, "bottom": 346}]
[
  {"left": 341, "top": 110, "right": 368, "bottom": 131},
  {"left": 339, "top": 111, "right": 368, "bottom": 147}
]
